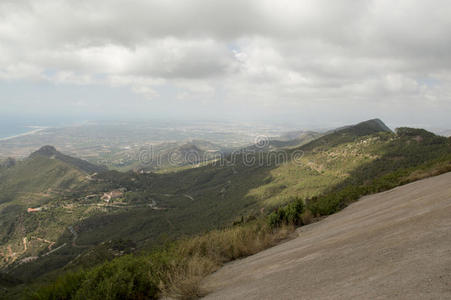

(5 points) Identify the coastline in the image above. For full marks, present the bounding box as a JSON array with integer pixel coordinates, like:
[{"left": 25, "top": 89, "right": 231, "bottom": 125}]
[{"left": 0, "top": 127, "right": 47, "bottom": 142}]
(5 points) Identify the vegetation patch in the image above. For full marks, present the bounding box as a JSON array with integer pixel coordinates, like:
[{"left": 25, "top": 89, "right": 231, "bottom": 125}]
[{"left": 28, "top": 220, "right": 293, "bottom": 299}]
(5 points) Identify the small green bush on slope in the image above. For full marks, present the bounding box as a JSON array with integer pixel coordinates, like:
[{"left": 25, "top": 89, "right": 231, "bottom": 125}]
[{"left": 268, "top": 198, "right": 305, "bottom": 228}]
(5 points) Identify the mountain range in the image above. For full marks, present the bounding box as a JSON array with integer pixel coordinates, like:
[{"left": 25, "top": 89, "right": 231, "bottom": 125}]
[{"left": 1, "top": 118, "right": 451, "bottom": 298}]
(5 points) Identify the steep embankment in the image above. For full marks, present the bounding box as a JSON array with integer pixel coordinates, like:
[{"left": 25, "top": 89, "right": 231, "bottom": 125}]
[{"left": 203, "top": 172, "right": 451, "bottom": 299}]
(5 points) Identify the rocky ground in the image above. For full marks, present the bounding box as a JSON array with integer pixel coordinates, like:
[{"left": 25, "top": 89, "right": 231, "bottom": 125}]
[{"left": 203, "top": 172, "right": 451, "bottom": 299}]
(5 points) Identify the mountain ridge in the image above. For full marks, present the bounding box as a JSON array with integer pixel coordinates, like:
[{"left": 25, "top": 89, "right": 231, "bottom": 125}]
[
  {"left": 30, "top": 145, "right": 107, "bottom": 174},
  {"left": 299, "top": 118, "right": 392, "bottom": 152}
]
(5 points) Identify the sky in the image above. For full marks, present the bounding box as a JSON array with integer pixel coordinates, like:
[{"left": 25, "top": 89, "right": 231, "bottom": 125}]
[{"left": 1, "top": 0, "right": 451, "bottom": 129}]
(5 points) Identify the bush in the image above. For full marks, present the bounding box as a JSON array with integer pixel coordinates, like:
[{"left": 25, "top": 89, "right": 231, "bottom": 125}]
[
  {"left": 268, "top": 198, "right": 305, "bottom": 228},
  {"left": 73, "top": 256, "right": 159, "bottom": 300},
  {"left": 28, "top": 272, "right": 87, "bottom": 300},
  {"left": 301, "top": 210, "right": 313, "bottom": 225}
]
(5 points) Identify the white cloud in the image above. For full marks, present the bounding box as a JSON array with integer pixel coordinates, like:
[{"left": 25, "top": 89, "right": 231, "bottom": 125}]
[{"left": 0, "top": 0, "right": 451, "bottom": 126}]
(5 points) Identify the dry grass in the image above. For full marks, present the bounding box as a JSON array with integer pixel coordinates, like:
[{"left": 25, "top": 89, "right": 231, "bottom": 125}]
[
  {"left": 161, "top": 221, "right": 295, "bottom": 299},
  {"left": 162, "top": 255, "right": 218, "bottom": 299},
  {"left": 404, "top": 161, "right": 451, "bottom": 183},
  {"left": 301, "top": 210, "right": 313, "bottom": 225}
]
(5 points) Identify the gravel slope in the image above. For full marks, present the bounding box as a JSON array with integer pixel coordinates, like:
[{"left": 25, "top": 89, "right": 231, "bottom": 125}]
[{"left": 202, "top": 172, "right": 451, "bottom": 299}]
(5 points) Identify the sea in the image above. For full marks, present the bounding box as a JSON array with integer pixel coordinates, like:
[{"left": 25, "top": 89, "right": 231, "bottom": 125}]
[
  {"left": 0, "top": 120, "right": 38, "bottom": 139},
  {"left": 0, "top": 116, "right": 73, "bottom": 140},
  {"left": 0, "top": 126, "right": 37, "bottom": 140},
  {"left": 0, "top": 114, "right": 101, "bottom": 140}
]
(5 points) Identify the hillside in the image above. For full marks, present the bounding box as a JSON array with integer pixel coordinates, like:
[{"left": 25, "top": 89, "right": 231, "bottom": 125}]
[
  {"left": 19, "top": 146, "right": 451, "bottom": 299},
  {"left": 65, "top": 120, "right": 392, "bottom": 249},
  {"left": 30, "top": 145, "right": 106, "bottom": 174},
  {"left": 203, "top": 172, "right": 451, "bottom": 299},
  {"left": 0, "top": 147, "right": 104, "bottom": 273},
  {"left": 0, "top": 146, "right": 101, "bottom": 206},
  {"left": 302, "top": 118, "right": 392, "bottom": 151},
  {"left": 1, "top": 119, "right": 451, "bottom": 290}
]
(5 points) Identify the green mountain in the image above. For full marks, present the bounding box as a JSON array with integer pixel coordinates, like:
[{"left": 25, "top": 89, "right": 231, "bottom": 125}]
[
  {"left": 302, "top": 118, "right": 392, "bottom": 151},
  {"left": 0, "top": 146, "right": 103, "bottom": 207},
  {"left": 329, "top": 118, "right": 392, "bottom": 133},
  {"left": 0, "top": 145, "right": 106, "bottom": 201},
  {"left": 30, "top": 145, "right": 107, "bottom": 174},
  {"left": 1, "top": 119, "right": 451, "bottom": 293},
  {"left": 0, "top": 146, "right": 107, "bottom": 278}
]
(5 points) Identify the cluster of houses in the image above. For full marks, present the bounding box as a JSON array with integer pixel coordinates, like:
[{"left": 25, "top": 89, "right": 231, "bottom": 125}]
[
  {"left": 100, "top": 188, "right": 126, "bottom": 203},
  {"left": 27, "top": 188, "right": 127, "bottom": 213}
]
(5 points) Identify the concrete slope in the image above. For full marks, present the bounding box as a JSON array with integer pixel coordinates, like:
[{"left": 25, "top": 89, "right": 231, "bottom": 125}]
[{"left": 203, "top": 172, "right": 451, "bottom": 299}]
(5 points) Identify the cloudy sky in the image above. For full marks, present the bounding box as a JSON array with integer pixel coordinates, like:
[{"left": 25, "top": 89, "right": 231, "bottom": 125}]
[{"left": 1, "top": 0, "right": 451, "bottom": 128}]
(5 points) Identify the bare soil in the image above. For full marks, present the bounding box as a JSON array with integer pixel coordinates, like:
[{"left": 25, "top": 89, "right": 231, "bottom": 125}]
[{"left": 202, "top": 172, "right": 451, "bottom": 299}]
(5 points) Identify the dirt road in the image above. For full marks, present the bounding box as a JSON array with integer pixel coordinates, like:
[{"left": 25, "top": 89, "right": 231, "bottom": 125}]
[{"left": 202, "top": 172, "right": 451, "bottom": 299}]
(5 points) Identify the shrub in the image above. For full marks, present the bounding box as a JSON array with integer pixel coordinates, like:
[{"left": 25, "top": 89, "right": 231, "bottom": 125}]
[
  {"left": 268, "top": 198, "right": 305, "bottom": 228},
  {"left": 301, "top": 210, "right": 313, "bottom": 225},
  {"left": 73, "top": 255, "right": 159, "bottom": 300},
  {"left": 28, "top": 272, "right": 87, "bottom": 300}
]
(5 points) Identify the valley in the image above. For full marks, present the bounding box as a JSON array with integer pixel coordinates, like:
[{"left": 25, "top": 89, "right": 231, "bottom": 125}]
[{"left": 0, "top": 119, "right": 450, "bottom": 299}]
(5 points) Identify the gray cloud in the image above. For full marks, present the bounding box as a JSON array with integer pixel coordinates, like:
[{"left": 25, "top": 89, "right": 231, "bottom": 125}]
[{"left": 0, "top": 0, "right": 451, "bottom": 127}]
